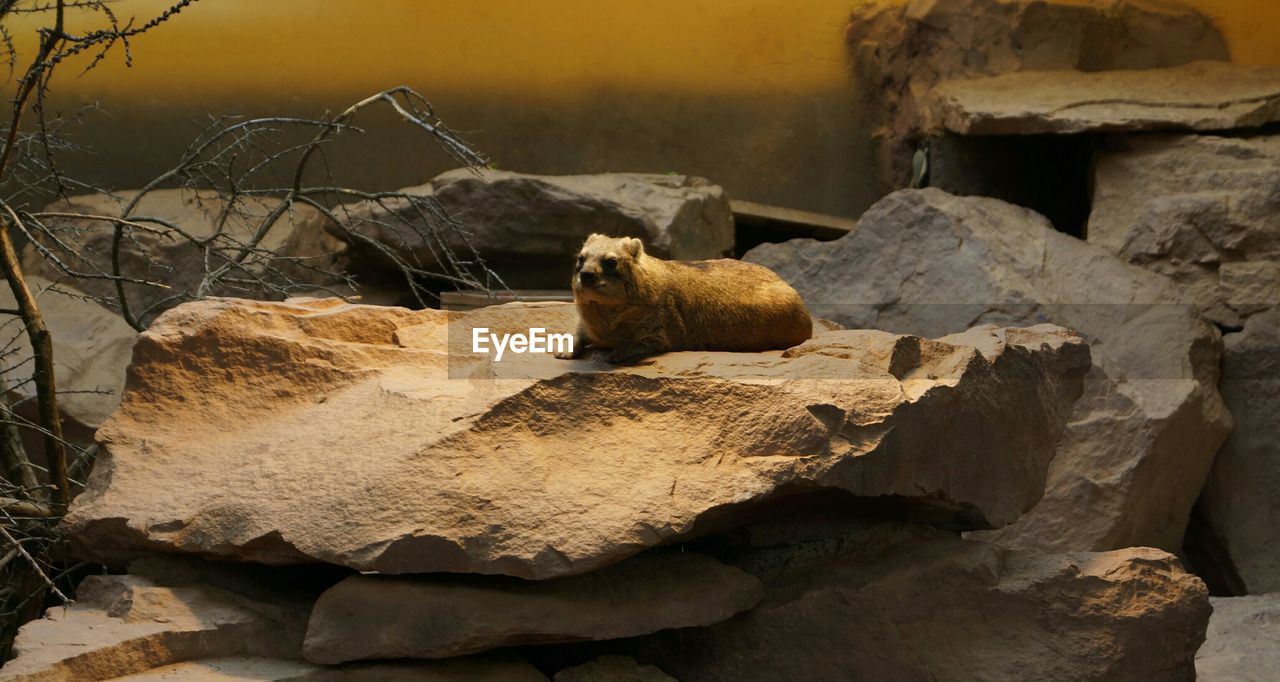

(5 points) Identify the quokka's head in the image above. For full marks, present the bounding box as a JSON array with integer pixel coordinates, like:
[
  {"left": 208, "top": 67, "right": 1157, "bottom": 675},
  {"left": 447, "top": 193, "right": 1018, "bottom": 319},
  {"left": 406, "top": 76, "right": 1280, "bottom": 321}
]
[{"left": 570, "top": 234, "right": 645, "bottom": 302}]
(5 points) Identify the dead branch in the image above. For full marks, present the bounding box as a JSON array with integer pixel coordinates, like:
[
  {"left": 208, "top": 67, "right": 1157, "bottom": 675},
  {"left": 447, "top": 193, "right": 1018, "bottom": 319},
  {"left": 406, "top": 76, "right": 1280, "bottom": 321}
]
[
  {"left": 0, "top": 496, "right": 52, "bottom": 516},
  {"left": 0, "top": 522, "right": 67, "bottom": 603}
]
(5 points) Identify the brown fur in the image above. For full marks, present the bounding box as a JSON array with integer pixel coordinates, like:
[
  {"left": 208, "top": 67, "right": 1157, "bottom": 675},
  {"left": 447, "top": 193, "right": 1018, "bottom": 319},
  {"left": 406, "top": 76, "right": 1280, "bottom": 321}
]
[{"left": 557, "top": 234, "right": 813, "bottom": 363}]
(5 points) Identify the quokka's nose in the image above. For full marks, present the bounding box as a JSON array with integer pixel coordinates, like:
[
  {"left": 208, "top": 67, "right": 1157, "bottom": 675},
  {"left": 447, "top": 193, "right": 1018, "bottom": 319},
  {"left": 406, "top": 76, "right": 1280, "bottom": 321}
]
[{"left": 579, "top": 271, "right": 597, "bottom": 285}]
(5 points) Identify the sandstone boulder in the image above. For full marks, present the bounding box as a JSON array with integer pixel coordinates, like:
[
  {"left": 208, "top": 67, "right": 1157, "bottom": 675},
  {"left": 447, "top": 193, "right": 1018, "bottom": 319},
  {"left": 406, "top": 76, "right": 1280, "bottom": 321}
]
[
  {"left": 1089, "top": 133, "right": 1280, "bottom": 326},
  {"left": 744, "top": 189, "right": 1230, "bottom": 552},
  {"left": 0, "top": 574, "right": 307, "bottom": 681},
  {"left": 23, "top": 189, "right": 346, "bottom": 326},
  {"left": 303, "top": 551, "right": 761, "bottom": 663},
  {"left": 622, "top": 523, "right": 1210, "bottom": 681},
  {"left": 1198, "top": 309, "right": 1280, "bottom": 593},
  {"left": 845, "top": 0, "right": 1227, "bottom": 188},
  {"left": 63, "top": 295, "right": 1088, "bottom": 578},
  {"left": 928, "top": 62, "right": 1280, "bottom": 136},
  {"left": 1196, "top": 594, "right": 1280, "bottom": 682},
  {"left": 334, "top": 169, "right": 733, "bottom": 289}
]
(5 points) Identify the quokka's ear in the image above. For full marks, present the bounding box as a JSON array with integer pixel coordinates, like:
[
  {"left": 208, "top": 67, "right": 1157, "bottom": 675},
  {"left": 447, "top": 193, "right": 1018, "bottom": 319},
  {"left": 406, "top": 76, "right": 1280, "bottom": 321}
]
[{"left": 623, "top": 237, "right": 644, "bottom": 258}]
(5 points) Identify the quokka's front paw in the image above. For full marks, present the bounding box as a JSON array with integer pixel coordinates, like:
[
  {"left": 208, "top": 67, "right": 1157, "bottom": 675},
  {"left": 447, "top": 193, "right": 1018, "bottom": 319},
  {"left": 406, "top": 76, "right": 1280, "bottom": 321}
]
[{"left": 554, "top": 349, "right": 578, "bottom": 360}]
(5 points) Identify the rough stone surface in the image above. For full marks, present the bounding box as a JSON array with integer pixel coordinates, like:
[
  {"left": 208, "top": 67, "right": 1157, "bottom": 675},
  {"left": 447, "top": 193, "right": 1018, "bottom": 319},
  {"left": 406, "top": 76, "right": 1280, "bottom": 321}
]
[
  {"left": 554, "top": 656, "right": 674, "bottom": 682},
  {"left": 63, "top": 295, "right": 1088, "bottom": 579},
  {"left": 303, "top": 551, "right": 761, "bottom": 663},
  {"left": 1199, "top": 309, "right": 1280, "bottom": 594},
  {"left": 0, "top": 562, "right": 546, "bottom": 680},
  {"left": 845, "top": 0, "right": 1227, "bottom": 189},
  {"left": 0, "top": 574, "right": 307, "bottom": 681},
  {"left": 1196, "top": 594, "right": 1280, "bottom": 682},
  {"left": 23, "top": 189, "right": 345, "bottom": 326},
  {"left": 929, "top": 62, "right": 1280, "bottom": 136},
  {"left": 0, "top": 276, "right": 136, "bottom": 441},
  {"left": 1090, "top": 133, "right": 1280, "bottom": 326},
  {"left": 624, "top": 523, "right": 1210, "bottom": 681},
  {"left": 111, "top": 655, "right": 548, "bottom": 681},
  {"left": 336, "top": 169, "right": 733, "bottom": 289},
  {"left": 745, "top": 189, "right": 1229, "bottom": 552}
]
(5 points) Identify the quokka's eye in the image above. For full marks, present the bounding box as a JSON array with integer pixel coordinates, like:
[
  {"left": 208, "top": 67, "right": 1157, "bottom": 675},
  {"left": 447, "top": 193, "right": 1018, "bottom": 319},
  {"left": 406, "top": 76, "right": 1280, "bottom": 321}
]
[
  {"left": 603, "top": 257, "right": 618, "bottom": 270},
  {"left": 576, "top": 255, "right": 586, "bottom": 265}
]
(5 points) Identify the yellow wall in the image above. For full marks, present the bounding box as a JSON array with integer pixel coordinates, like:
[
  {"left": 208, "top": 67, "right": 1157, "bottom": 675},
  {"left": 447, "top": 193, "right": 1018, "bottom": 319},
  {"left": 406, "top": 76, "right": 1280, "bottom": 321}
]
[
  {"left": 8, "top": 0, "right": 1280, "bottom": 216},
  {"left": 27, "top": 0, "right": 857, "bottom": 98},
  {"left": 1182, "top": 0, "right": 1280, "bottom": 65},
  {"left": 29, "top": 0, "right": 1278, "bottom": 98}
]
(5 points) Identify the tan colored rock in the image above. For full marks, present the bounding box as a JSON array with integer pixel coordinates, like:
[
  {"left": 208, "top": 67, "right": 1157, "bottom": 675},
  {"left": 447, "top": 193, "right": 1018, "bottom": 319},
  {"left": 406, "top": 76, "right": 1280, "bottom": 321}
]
[
  {"left": 63, "top": 295, "right": 1088, "bottom": 578},
  {"left": 846, "top": 0, "right": 1227, "bottom": 189},
  {"left": 745, "top": 189, "right": 1230, "bottom": 552},
  {"left": 929, "top": 62, "right": 1280, "bottom": 136},
  {"left": 554, "top": 656, "right": 674, "bottom": 682},
  {"left": 1198, "top": 309, "right": 1280, "bottom": 593},
  {"left": 0, "top": 575, "right": 307, "bottom": 682},
  {"left": 303, "top": 551, "right": 761, "bottom": 663},
  {"left": 23, "top": 189, "right": 346, "bottom": 326},
  {"left": 1089, "top": 133, "right": 1280, "bottom": 326},
  {"left": 1196, "top": 594, "right": 1280, "bottom": 682},
  {"left": 624, "top": 524, "right": 1210, "bottom": 681},
  {"left": 335, "top": 169, "right": 733, "bottom": 289},
  {"left": 112, "top": 655, "right": 548, "bottom": 681}
]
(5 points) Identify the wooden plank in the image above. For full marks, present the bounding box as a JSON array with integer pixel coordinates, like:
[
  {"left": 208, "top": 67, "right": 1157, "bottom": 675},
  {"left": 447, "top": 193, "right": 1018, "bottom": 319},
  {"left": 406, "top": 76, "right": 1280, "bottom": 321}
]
[
  {"left": 440, "top": 289, "right": 573, "bottom": 311},
  {"left": 731, "top": 199, "right": 857, "bottom": 242}
]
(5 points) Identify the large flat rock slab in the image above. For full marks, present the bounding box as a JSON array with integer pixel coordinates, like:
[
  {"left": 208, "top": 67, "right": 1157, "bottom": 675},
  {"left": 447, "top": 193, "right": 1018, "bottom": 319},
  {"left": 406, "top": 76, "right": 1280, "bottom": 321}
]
[
  {"left": 0, "top": 575, "right": 306, "bottom": 681},
  {"left": 111, "top": 656, "right": 548, "bottom": 682},
  {"left": 1196, "top": 594, "right": 1280, "bottom": 682},
  {"left": 846, "top": 0, "right": 1228, "bottom": 188},
  {"left": 745, "top": 188, "right": 1229, "bottom": 552},
  {"left": 337, "top": 169, "right": 733, "bottom": 290},
  {"left": 622, "top": 523, "right": 1210, "bottom": 681},
  {"left": 62, "top": 296, "right": 1087, "bottom": 579},
  {"left": 303, "top": 551, "right": 761, "bottom": 663},
  {"left": 24, "top": 189, "right": 344, "bottom": 326},
  {"left": 929, "top": 61, "right": 1280, "bottom": 135}
]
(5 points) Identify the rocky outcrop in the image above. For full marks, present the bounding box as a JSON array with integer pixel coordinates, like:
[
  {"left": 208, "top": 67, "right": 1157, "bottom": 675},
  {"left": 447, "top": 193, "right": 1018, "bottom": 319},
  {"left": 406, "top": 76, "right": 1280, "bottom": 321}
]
[
  {"left": 1089, "top": 132, "right": 1280, "bottom": 592},
  {"left": 303, "top": 551, "right": 761, "bottom": 663},
  {"left": 22, "top": 189, "right": 346, "bottom": 326},
  {"left": 335, "top": 169, "right": 734, "bottom": 289},
  {"left": 928, "top": 62, "right": 1280, "bottom": 136},
  {"left": 1089, "top": 133, "right": 1280, "bottom": 327},
  {"left": 1196, "top": 594, "right": 1280, "bottom": 682},
  {"left": 622, "top": 522, "right": 1210, "bottom": 681},
  {"left": 62, "top": 296, "right": 1088, "bottom": 578},
  {"left": 0, "top": 562, "right": 549, "bottom": 681},
  {"left": 0, "top": 574, "right": 307, "bottom": 681},
  {"left": 1198, "top": 309, "right": 1280, "bottom": 593},
  {"left": 745, "top": 189, "right": 1230, "bottom": 552},
  {"left": 845, "top": 0, "right": 1228, "bottom": 188}
]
